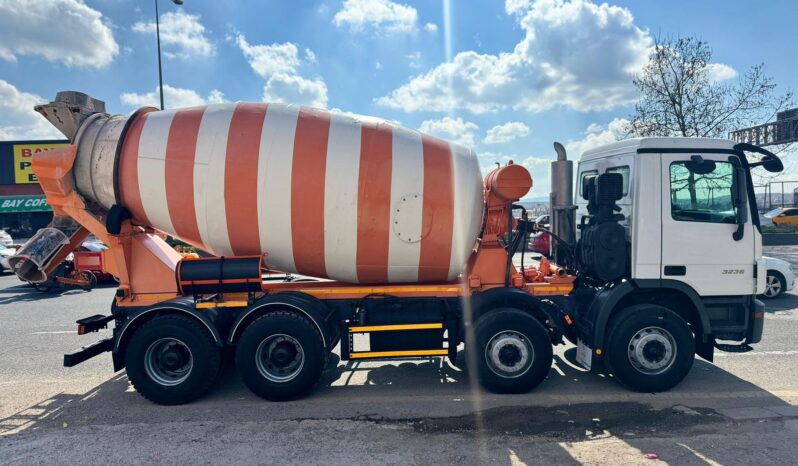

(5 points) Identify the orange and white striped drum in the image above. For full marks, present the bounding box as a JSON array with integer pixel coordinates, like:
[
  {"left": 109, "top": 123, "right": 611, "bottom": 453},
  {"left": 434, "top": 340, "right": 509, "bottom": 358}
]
[{"left": 83, "top": 103, "right": 483, "bottom": 284}]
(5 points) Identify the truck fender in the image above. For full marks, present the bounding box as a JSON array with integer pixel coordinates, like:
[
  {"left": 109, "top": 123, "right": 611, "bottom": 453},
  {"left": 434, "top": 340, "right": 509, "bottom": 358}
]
[
  {"left": 112, "top": 298, "right": 224, "bottom": 371},
  {"left": 469, "top": 287, "right": 561, "bottom": 340},
  {"left": 227, "top": 292, "right": 337, "bottom": 350},
  {"left": 588, "top": 279, "right": 711, "bottom": 357}
]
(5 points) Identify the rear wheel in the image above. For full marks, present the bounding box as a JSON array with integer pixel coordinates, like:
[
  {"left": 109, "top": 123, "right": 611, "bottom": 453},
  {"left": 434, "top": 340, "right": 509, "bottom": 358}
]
[
  {"left": 125, "top": 315, "right": 221, "bottom": 405},
  {"left": 77, "top": 271, "right": 97, "bottom": 291},
  {"left": 472, "top": 308, "right": 553, "bottom": 394},
  {"left": 235, "top": 311, "right": 325, "bottom": 401},
  {"left": 606, "top": 305, "right": 694, "bottom": 392}
]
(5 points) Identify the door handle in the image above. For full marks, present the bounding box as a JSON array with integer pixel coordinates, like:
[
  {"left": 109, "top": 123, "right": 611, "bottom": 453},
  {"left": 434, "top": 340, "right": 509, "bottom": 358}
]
[{"left": 664, "top": 265, "right": 686, "bottom": 276}]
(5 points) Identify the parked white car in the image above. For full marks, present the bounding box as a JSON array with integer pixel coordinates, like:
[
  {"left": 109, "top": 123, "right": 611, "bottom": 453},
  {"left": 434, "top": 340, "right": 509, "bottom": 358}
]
[
  {"left": 762, "top": 255, "right": 795, "bottom": 298},
  {"left": 0, "top": 229, "right": 12, "bottom": 248},
  {"left": 0, "top": 244, "right": 14, "bottom": 273}
]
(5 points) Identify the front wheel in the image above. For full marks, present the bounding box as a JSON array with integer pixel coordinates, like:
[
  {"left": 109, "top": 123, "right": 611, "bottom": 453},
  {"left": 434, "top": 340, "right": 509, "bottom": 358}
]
[
  {"left": 235, "top": 311, "right": 325, "bottom": 401},
  {"left": 472, "top": 308, "right": 553, "bottom": 394},
  {"left": 606, "top": 305, "right": 695, "bottom": 392},
  {"left": 125, "top": 315, "right": 221, "bottom": 405},
  {"left": 762, "top": 272, "right": 785, "bottom": 299}
]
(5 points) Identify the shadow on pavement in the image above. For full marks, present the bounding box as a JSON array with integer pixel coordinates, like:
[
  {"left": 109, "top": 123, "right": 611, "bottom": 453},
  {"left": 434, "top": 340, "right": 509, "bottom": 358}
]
[
  {"left": 2, "top": 342, "right": 792, "bottom": 443},
  {"left": 761, "top": 292, "right": 798, "bottom": 312}
]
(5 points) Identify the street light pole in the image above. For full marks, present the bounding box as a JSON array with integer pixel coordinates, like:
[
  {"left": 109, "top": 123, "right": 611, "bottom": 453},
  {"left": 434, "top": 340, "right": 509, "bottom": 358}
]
[
  {"left": 154, "top": 0, "right": 183, "bottom": 110},
  {"left": 155, "top": 0, "right": 164, "bottom": 110}
]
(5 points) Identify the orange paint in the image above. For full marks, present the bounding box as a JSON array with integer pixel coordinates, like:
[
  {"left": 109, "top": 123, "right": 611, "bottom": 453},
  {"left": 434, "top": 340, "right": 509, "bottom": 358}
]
[
  {"left": 419, "top": 135, "right": 454, "bottom": 282},
  {"left": 356, "top": 122, "right": 393, "bottom": 283},
  {"left": 165, "top": 107, "right": 205, "bottom": 247},
  {"left": 119, "top": 109, "right": 157, "bottom": 225},
  {"left": 291, "top": 108, "right": 330, "bottom": 277},
  {"left": 225, "top": 103, "right": 267, "bottom": 255}
]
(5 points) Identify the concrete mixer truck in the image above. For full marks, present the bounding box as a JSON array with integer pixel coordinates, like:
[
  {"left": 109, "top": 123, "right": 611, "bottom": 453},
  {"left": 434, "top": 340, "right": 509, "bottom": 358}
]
[{"left": 11, "top": 91, "right": 782, "bottom": 405}]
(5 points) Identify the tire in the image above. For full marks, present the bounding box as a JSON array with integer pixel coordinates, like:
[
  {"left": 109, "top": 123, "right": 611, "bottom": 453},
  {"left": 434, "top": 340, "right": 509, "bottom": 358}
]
[
  {"left": 471, "top": 308, "right": 553, "bottom": 394},
  {"left": 605, "top": 305, "right": 695, "bottom": 392},
  {"left": 235, "top": 311, "right": 325, "bottom": 401},
  {"left": 125, "top": 315, "right": 221, "bottom": 405},
  {"left": 762, "top": 271, "right": 785, "bottom": 299},
  {"left": 77, "top": 271, "right": 97, "bottom": 291}
]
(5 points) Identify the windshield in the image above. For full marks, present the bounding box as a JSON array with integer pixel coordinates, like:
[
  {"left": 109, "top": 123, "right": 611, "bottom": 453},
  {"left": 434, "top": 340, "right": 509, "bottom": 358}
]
[{"left": 764, "top": 208, "right": 782, "bottom": 218}]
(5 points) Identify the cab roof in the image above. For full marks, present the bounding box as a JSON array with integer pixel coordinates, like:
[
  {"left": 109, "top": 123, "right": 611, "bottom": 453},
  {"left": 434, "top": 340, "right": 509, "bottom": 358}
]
[{"left": 580, "top": 137, "right": 736, "bottom": 162}]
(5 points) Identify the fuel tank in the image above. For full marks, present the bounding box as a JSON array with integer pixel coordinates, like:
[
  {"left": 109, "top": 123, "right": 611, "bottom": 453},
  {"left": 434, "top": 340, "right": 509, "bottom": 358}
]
[{"left": 65, "top": 101, "right": 484, "bottom": 284}]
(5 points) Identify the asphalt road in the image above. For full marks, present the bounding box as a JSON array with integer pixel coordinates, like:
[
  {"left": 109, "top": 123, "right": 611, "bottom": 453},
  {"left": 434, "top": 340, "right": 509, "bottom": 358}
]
[{"left": 2, "top": 249, "right": 798, "bottom": 465}]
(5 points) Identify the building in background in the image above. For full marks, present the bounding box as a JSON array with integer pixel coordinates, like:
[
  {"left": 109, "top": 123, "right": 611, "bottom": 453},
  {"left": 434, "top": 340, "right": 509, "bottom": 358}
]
[{"left": 0, "top": 140, "right": 68, "bottom": 241}]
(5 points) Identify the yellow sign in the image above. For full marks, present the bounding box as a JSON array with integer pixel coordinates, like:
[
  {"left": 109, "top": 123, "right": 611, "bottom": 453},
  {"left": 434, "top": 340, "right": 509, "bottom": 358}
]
[{"left": 13, "top": 143, "right": 68, "bottom": 184}]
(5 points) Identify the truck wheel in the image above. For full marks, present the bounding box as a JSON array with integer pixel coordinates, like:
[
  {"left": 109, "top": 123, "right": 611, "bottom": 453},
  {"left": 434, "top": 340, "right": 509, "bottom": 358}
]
[
  {"left": 235, "top": 311, "right": 325, "bottom": 401},
  {"left": 77, "top": 271, "right": 97, "bottom": 291},
  {"left": 472, "top": 308, "right": 553, "bottom": 394},
  {"left": 606, "top": 305, "right": 694, "bottom": 392},
  {"left": 125, "top": 315, "right": 221, "bottom": 405}
]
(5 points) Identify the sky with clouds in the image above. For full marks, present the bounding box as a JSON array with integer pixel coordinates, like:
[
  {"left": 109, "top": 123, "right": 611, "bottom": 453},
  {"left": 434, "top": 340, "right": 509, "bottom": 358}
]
[{"left": 0, "top": 0, "right": 795, "bottom": 198}]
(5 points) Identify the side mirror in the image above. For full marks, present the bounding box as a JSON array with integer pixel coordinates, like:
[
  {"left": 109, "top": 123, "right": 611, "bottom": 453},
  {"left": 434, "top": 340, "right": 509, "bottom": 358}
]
[
  {"left": 760, "top": 153, "right": 784, "bottom": 173},
  {"left": 734, "top": 143, "right": 784, "bottom": 173}
]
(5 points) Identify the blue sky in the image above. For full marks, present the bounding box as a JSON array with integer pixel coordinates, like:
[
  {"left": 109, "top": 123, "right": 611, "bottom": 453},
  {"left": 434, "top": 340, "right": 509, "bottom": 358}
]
[{"left": 0, "top": 0, "right": 795, "bottom": 196}]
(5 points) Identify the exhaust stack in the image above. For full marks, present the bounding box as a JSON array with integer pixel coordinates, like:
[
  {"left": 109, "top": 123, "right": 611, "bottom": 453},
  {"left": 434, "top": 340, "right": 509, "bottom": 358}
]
[{"left": 550, "top": 142, "right": 576, "bottom": 265}]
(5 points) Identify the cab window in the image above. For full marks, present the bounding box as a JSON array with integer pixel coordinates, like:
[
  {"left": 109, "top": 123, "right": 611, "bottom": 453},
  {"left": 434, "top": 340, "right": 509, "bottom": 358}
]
[
  {"left": 606, "top": 166, "right": 630, "bottom": 197},
  {"left": 579, "top": 170, "right": 598, "bottom": 195},
  {"left": 669, "top": 161, "right": 737, "bottom": 224}
]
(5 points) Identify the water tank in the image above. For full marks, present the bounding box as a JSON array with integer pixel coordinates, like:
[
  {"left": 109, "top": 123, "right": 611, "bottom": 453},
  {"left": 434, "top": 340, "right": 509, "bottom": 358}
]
[{"left": 69, "top": 103, "right": 484, "bottom": 284}]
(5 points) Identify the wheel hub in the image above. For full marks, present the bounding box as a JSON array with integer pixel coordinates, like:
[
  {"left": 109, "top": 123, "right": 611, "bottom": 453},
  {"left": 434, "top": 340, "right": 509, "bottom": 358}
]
[
  {"left": 486, "top": 331, "right": 534, "bottom": 378},
  {"left": 765, "top": 275, "right": 782, "bottom": 297},
  {"left": 256, "top": 334, "right": 305, "bottom": 383},
  {"left": 144, "top": 338, "right": 193, "bottom": 387},
  {"left": 627, "top": 326, "right": 676, "bottom": 375}
]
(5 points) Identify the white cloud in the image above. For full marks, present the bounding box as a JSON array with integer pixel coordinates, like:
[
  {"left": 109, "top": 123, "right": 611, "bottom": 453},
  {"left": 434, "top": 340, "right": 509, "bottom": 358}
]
[
  {"left": 333, "top": 0, "right": 418, "bottom": 34},
  {"left": 0, "top": 0, "right": 118, "bottom": 68},
  {"left": 378, "top": 0, "right": 652, "bottom": 113},
  {"left": 133, "top": 11, "right": 214, "bottom": 59},
  {"left": 565, "top": 118, "right": 630, "bottom": 156},
  {"left": 424, "top": 23, "right": 438, "bottom": 33},
  {"left": 304, "top": 48, "right": 317, "bottom": 63},
  {"left": 263, "top": 74, "right": 328, "bottom": 108},
  {"left": 120, "top": 85, "right": 226, "bottom": 109},
  {"left": 419, "top": 117, "right": 479, "bottom": 147},
  {"left": 484, "top": 121, "right": 531, "bottom": 144},
  {"left": 505, "top": 0, "right": 533, "bottom": 15},
  {"left": 406, "top": 51, "right": 423, "bottom": 69},
  {"left": 236, "top": 34, "right": 328, "bottom": 108},
  {"left": 237, "top": 35, "right": 301, "bottom": 78},
  {"left": 0, "top": 80, "right": 62, "bottom": 140},
  {"left": 706, "top": 63, "right": 737, "bottom": 82}
]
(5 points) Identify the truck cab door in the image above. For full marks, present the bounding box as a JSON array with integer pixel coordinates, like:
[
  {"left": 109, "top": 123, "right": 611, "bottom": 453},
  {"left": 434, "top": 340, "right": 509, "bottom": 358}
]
[{"left": 660, "top": 153, "right": 755, "bottom": 296}]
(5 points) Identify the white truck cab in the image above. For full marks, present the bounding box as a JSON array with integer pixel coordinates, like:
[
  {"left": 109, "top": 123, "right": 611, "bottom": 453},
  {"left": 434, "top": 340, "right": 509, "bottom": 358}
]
[
  {"left": 564, "top": 137, "right": 779, "bottom": 387},
  {"left": 576, "top": 137, "right": 764, "bottom": 297}
]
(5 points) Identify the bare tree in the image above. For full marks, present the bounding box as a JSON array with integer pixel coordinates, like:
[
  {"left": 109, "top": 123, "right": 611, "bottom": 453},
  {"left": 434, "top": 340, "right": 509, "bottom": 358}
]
[
  {"left": 629, "top": 35, "right": 793, "bottom": 140},
  {"left": 629, "top": 35, "right": 794, "bottom": 200}
]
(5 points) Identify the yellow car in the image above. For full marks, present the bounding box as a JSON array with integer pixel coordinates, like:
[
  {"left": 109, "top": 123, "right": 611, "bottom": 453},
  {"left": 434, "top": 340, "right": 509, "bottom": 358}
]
[{"left": 765, "top": 207, "right": 798, "bottom": 225}]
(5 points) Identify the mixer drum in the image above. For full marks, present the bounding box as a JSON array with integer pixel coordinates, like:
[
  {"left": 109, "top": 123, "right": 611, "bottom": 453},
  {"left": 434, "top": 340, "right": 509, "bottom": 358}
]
[{"left": 74, "top": 103, "right": 484, "bottom": 284}]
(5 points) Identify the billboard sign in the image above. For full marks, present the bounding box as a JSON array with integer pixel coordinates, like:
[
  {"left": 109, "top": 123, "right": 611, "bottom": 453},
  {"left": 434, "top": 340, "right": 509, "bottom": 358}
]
[{"left": 0, "top": 140, "right": 69, "bottom": 185}]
